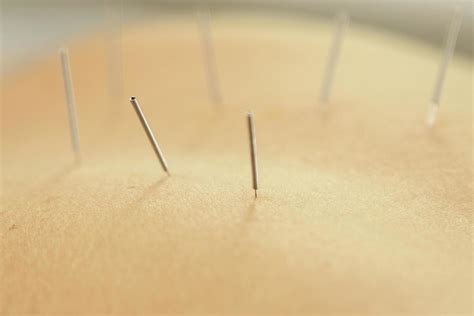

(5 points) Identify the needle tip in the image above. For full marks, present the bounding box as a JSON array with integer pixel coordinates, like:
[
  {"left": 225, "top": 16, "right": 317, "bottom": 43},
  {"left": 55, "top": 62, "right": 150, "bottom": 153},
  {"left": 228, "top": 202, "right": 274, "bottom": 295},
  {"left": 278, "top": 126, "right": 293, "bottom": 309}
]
[
  {"left": 254, "top": 190, "right": 258, "bottom": 199},
  {"left": 427, "top": 102, "right": 438, "bottom": 127}
]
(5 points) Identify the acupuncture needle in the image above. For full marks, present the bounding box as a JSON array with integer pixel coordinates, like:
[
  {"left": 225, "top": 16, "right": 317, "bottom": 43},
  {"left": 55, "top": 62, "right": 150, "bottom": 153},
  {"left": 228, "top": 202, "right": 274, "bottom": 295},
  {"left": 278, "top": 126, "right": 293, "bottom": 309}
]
[
  {"left": 427, "top": 6, "right": 463, "bottom": 127},
  {"left": 129, "top": 96, "right": 170, "bottom": 175},
  {"left": 59, "top": 48, "right": 81, "bottom": 164},
  {"left": 246, "top": 112, "right": 259, "bottom": 198},
  {"left": 319, "top": 12, "right": 349, "bottom": 107}
]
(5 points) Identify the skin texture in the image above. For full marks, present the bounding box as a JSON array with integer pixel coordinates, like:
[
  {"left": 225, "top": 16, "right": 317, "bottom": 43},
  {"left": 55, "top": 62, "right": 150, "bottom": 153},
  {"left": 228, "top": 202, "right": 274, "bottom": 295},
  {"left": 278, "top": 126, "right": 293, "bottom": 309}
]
[{"left": 1, "top": 12, "right": 472, "bottom": 315}]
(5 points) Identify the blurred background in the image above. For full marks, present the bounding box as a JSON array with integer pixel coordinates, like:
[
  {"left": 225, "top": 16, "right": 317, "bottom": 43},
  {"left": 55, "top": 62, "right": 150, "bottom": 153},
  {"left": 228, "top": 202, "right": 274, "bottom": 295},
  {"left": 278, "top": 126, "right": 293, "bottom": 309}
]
[{"left": 1, "top": 0, "right": 472, "bottom": 74}]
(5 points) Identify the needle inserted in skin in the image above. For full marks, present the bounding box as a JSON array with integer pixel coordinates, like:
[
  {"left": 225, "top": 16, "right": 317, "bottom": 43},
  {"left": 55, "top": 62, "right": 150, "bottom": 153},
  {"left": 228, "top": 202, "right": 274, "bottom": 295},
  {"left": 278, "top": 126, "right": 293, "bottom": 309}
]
[
  {"left": 246, "top": 112, "right": 259, "bottom": 198},
  {"left": 427, "top": 6, "right": 463, "bottom": 127},
  {"left": 59, "top": 48, "right": 81, "bottom": 164},
  {"left": 197, "top": 9, "right": 223, "bottom": 107},
  {"left": 129, "top": 96, "right": 169, "bottom": 175},
  {"left": 319, "top": 12, "right": 349, "bottom": 107}
]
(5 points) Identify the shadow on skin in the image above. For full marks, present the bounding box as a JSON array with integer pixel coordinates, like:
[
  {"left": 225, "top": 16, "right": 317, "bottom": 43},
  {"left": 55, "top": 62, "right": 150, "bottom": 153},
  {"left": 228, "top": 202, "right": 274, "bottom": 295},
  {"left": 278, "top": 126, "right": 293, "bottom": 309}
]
[
  {"left": 425, "top": 124, "right": 448, "bottom": 146},
  {"left": 317, "top": 101, "right": 336, "bottom": 123},
  {"left": 1, "top": 162, "right": 77, "bottom": 217},
  {"left": 123, "top": 176, "right": 170, "bottom": 213},
  {"left": 56, "top": 161, "right": 78, "bottom": 179},
  {"left": 230, "top": 200, "right": 258, "bottom": 250},
  {"left": 245, "top": 200, "right": 257, "bottom": 223},
  {"left": 32, "top": 162, "right": 77, "bottom": 193}
]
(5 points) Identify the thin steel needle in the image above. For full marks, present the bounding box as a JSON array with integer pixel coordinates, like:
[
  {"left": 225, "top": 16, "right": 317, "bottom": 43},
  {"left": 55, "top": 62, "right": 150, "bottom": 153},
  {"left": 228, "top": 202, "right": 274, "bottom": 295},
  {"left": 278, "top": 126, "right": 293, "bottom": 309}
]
[
  {"left": 59, "top": 48, "right": 81, "bottom": 164},
  {"left": 246, "top": 112, "right": 259, "bottom": 198},
  {"left": 319, "top": 12, "right": 349, "bottom": 107},
  {"left": 427, "top": 6, "right": 463, "bottom": 127},
  {"left": 197, "top": 9, "right": 223, "bottom": 107},
  {"left": 129, "top": 96, "right": 170, "bottom": 175}
]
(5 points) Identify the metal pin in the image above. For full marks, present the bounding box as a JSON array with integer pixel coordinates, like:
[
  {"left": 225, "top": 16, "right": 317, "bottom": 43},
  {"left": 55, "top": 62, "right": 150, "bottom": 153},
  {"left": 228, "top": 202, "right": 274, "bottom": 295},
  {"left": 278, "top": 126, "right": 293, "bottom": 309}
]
[
  {"left": 319, "top": 12, "right": 349, "bottom": 107},
  {"left": 129, "top": 96, "right": 169, "bottom": 175},
  {"left": 427, "top": 6, "right": 463, "bottom": 127},
  {"left": 246, "top": 112, "right": 259, "bottom": 198},
  {"left": 197, "top": 9, "right": 223, "bottom": 107},
  {"left": 59, "top": 48, "right": 81, "bottom": 164}
]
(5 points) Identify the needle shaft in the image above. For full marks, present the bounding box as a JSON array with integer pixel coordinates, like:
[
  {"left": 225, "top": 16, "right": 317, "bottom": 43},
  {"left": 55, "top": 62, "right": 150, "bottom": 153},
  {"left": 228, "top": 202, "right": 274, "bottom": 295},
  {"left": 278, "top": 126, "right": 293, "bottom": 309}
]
[
  {"left": 246, "top": 112, "right": 259, "bottom": 198},
  {"left": 320, "top": 13, "right": 349, "bottom": 106},
  {"left": 427, "top": 6, "right": 463, "bottom": 127},
  {"left": 129, "top": 96, "right": 169, "bottom": 174},
  {"left": 59, "top": 48, "right": 81, "bottom": 164}
]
